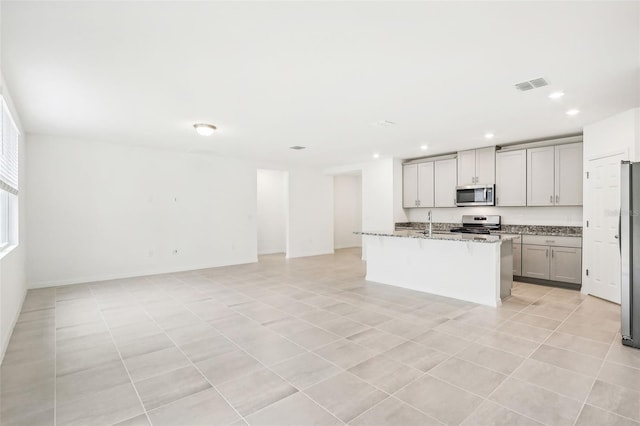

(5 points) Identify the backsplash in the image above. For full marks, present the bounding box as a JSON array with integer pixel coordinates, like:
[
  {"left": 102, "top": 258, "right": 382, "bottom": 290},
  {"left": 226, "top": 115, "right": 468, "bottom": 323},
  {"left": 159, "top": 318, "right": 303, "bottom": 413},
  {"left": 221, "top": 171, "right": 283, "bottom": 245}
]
[{"left": 404, "top": 206, "right": 583, "bottom": 226}]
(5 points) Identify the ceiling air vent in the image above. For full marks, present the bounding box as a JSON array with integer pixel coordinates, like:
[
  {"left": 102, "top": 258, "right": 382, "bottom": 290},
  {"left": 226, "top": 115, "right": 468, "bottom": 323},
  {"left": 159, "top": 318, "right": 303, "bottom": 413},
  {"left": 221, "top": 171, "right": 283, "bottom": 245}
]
[
  {"left": 514, "top": 77, "right": 549, "bottom": 91},
  {"left": 289, "top": 146, "right": 306, "bottom": 150}
]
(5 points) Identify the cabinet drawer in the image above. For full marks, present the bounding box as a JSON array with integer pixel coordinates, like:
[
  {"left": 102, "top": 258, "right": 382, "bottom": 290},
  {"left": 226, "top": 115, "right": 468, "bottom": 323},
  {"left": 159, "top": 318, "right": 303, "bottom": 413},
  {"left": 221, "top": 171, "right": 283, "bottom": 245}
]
[{"left": 522, "top": 235, "right": 581, "bottom": 248}]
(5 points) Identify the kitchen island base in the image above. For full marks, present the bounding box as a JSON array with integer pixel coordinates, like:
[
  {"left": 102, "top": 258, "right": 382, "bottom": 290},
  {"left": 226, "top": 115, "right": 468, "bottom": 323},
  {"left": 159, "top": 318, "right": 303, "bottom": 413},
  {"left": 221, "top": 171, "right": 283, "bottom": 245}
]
[{"left": 363, "top": 234, "right": 513, "bottom": 307}]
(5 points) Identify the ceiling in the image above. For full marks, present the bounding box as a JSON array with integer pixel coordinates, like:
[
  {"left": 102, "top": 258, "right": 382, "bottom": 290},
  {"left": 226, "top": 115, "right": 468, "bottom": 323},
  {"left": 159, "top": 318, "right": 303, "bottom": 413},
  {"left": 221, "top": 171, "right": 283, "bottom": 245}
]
[{"left": 2, "top": 1, "right": 639, "bottom": 167}]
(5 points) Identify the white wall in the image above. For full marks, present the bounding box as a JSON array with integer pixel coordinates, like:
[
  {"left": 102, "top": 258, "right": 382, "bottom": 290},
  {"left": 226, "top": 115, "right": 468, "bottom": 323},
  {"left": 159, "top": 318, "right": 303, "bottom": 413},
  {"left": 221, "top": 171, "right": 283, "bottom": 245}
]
[
  {"left": 0, "top": 77, "right": 28, "bottom": 360},
  {"left": 333, "top": 174, "right": 362, "bottom": 249},
  {"left": 257, "top": 169, "right": 287, "bottom": 255},
  {"left": 406, "top": 206, "right": 583, "bottom": 226},
  {"left": 362, "top": 158, "right": 397, "bottom": 232},
  {"left": 582, "top": 107, "right": 640, "bottom": 295},
  {"left": 26, "top": 135, "right": 258, "bottom": 288},
  {"left": 583, "top": 108, "right": 639, "bottom": 161},
  {"left": 325, "top": 158, "right": 405, "bottom": 259},
  {"left": 287, "top": 168, "right": 334, "bottom": 258}
]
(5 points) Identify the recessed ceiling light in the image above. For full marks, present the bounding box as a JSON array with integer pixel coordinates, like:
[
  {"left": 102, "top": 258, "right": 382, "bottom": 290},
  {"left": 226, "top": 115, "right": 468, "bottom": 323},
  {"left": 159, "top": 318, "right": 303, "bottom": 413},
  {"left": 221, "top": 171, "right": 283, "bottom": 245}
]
[
  {"left": 193, "top": 123, "right": 217, "bottom": 136},
  {"left": 566, "top": 109, "right": 580, "bottom": 116},
  {"left": 420, "top": 145, "right": 428, "bottom": 151},
  {"left": 484, "top": 133, "right": 495, "bottom": 140},
  {"left": 372, "top": 153, "right": 380, "bottom": 159},
  {"left": 548, "top": 91, "right": 565, "bottom": 99}
]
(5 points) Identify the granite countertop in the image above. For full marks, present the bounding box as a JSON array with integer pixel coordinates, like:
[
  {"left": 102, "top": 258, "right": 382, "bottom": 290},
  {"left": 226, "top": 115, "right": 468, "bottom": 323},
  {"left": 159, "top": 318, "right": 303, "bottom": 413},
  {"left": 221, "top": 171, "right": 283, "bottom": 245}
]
[
  {"left": 395, "top": 222, "right": 582, "bottom": 237},
  {"left": 356, "top": 230, "right": 519, "bottom": 244}
]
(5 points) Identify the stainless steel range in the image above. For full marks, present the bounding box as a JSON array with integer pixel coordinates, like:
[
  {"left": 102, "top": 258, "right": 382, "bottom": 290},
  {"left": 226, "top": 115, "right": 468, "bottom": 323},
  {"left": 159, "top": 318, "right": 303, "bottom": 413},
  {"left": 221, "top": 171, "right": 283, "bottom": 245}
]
[{"left": 450, "top": 215, "right": 501, "bottom": 234}]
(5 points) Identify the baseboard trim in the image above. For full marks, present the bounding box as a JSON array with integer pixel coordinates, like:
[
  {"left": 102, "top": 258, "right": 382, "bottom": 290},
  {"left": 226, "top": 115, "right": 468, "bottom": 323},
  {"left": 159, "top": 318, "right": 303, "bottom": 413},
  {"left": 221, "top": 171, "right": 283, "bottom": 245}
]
[
  {"left": 286, "top": 249, "right": 335, "bottom": 259},
  {"left": 0, "top": 287, "right": 27, "bottom": 364},
  {"left": 29, "top": 258, "right": 259, "bottom": 289},
  {"left": 514, "top": 276, "right": 581, "bottom": 291}
]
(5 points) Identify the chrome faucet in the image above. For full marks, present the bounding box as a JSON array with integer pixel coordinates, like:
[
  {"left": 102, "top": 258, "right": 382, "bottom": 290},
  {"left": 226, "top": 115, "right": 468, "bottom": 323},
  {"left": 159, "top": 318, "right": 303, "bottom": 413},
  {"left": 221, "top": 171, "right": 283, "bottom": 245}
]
[{"left": 427, "top": 210, "right": 433, "bottom": 237}]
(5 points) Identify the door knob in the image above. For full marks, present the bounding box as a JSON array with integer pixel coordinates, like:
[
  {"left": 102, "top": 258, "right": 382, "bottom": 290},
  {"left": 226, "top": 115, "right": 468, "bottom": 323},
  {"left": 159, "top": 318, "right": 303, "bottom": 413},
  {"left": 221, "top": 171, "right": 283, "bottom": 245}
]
[{"left": 615, "top": 235, "right": 619, "bottom": 239}]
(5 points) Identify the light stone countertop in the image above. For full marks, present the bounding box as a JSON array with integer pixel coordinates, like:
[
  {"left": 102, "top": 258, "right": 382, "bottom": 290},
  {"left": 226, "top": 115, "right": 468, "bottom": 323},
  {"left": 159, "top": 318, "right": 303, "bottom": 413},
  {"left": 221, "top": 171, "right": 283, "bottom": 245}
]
[
  {"left": 356, "top": 230, "right": 519, "bottom": 244},
  {"left": 395, "top": 222, "right": 582, "bottom": 237}
]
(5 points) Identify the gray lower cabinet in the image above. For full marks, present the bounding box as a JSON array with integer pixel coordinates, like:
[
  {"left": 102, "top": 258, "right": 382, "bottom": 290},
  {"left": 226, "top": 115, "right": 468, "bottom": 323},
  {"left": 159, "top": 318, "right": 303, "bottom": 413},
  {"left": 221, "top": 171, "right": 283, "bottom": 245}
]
[
  {"left": 521, "top": 239, "right": 582, "bottom": 284},
  {"left": 522, "top": 244, "right": 550, "bottom": 280},
  {"left": 513, "top": 243, "right": 522, "bottom": 276},
  {"left": 550, "top": 247, "right": 582, "bottom": 284}
]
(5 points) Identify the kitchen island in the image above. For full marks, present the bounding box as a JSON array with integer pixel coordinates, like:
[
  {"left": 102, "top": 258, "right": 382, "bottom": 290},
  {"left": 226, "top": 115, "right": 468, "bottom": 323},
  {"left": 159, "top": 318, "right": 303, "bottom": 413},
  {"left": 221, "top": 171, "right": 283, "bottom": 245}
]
[{"left": 357, "top": 230, "right": 517, "bottom": 307}]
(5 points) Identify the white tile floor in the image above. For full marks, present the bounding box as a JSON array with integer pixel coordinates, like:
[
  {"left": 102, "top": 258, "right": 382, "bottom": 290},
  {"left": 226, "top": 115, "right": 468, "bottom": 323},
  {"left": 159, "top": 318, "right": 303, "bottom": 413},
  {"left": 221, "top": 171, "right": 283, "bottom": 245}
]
[{"left": 1, "top": 248, "right": 639, "bottom": 426}]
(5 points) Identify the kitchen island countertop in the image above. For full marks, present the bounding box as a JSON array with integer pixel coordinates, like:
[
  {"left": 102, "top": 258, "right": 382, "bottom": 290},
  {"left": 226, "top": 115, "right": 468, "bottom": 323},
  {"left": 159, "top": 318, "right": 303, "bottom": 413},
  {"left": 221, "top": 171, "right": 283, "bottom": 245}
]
[{"left": 356, "top": 230, "right": 520, "bottom": 243}]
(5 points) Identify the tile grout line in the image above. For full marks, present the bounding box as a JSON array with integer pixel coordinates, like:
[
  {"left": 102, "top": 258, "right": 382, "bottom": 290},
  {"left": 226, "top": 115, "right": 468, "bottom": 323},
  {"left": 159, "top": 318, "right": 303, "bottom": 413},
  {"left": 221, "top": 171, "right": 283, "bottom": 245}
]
[
  {"left": 169, "top": 269, "right": 450, "bottom": 424},
  {"left": 461, "top": 287, "right": 599, "bottom": 426},
  {"left": 570, "top": 335, "right": 639, "bottom": 426},
  {"left": 86, "top": 285, "right": 154, "bottom": 426},
  {"left": 121, "top": 279, "right": 248, "bottom": 425},
  {"left": 36, "top": 256, "right": 626, "bottom": 426},
  {"left": 178, "top": 269, "right": 583, "bottom": 426},
  {"left": 137, "top": 276, "right": 346, "bottom": 426}
]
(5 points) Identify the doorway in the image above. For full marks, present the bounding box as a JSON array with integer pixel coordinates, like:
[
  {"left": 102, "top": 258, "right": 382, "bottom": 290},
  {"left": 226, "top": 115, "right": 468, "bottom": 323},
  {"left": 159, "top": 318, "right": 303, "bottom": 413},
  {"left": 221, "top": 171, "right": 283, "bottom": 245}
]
[
  {"left": 333, "top": 173, "right": 362, "bottom": 251},
  {"left": 584, "top": 152, "right": 626, "bottom": 303},
  {"left": 257, "top": 169, "right": 288, "bottom": 256}
]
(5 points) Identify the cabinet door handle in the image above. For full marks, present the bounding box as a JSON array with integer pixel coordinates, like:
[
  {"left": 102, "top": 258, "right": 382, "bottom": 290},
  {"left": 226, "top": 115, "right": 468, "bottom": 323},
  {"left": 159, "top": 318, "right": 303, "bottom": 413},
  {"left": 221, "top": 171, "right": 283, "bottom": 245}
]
[
  {"left": 546, "top": 249, "right": 549, "bottom": 257},
  {"left": 551, "top": 248, "right": 554, "bottom": 258},
  {"left": 556, "top": 195, "right": 559, "bottom": 204},
  {"left": 549, "top": 195, "right": 553, "bottom": 203}
]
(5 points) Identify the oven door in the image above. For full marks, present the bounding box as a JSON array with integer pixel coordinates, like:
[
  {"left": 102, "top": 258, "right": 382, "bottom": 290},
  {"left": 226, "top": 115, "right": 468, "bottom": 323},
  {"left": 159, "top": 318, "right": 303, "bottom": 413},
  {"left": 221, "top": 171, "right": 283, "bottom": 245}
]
[{"left": 456, "top": 185, "right": 495, "bottom": 206}]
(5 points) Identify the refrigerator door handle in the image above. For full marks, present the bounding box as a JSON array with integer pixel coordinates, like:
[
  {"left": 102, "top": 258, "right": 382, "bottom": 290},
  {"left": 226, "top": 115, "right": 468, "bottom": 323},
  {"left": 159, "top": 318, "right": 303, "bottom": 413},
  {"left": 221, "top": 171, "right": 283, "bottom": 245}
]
[{"left": 621, "top": 161, "right": 632, "bottom": 340}]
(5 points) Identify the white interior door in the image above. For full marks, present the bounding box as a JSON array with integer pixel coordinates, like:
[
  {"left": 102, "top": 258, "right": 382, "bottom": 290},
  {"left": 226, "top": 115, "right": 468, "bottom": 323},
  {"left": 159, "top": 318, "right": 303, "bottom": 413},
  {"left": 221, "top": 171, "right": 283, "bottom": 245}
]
[{"left": 585, "top": 153, "right": 625, "bottom": 303}]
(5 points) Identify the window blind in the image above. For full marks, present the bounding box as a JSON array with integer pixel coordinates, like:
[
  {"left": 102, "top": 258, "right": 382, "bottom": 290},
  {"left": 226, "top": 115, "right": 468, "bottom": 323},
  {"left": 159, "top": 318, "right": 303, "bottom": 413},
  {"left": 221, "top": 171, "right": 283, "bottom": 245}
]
[{"left": 0, "top": 98, "right": 19, "bottom": 195}]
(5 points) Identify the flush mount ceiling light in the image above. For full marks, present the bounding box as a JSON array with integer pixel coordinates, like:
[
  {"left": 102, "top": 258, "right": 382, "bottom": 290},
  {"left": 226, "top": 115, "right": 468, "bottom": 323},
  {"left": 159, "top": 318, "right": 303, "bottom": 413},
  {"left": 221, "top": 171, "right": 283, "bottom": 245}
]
[
  {"left": 484, "top": 133, "right": 495, "bottom": 140},
  {"left": 372, "top": 153, "right": 380, "bottom": 159},
  {"left": 566, "top": 109, "right": 580, "bottom": 116},
  {"left": 420, "top": 145, "right": 428, "bottom": 151},
  {"left": 548, "top": 91, "right": 565, "bottom": 99},
  {"left": 193, "top": 123, "right": 217, "bottom": 136}
]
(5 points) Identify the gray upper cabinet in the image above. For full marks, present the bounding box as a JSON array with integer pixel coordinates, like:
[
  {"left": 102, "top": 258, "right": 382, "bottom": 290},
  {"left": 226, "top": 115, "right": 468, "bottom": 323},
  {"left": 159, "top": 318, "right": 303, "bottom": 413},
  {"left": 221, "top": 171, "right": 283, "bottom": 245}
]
[
  {"left": 496, "top": 149, "right": 527, "bottom": 206},
  {"left": 527, "top": 146, "right": 555, "bottom": 206},
  {"left": 457, "top": 146, "right": 496, "bottom": 186},
  {"left": 555, "top": 143, "right": 583, "bottom": 206},
  {"left": 457, "top": 150, "right": 476, "bottom": 186},
  {"left": 527, "top": 142, "right": 583, "bottom": 206},
  {"left": 417, "top": 162, "right": 435, "bottom": 208},
  {"left": 403, "top": 162, "right": 434, "bottom": 208},
  {"left": 403, "top": 164, "right": 418, "bottom": 208},
  {"left": 434, "top": 158, "right": 457, "bottom": 207}
]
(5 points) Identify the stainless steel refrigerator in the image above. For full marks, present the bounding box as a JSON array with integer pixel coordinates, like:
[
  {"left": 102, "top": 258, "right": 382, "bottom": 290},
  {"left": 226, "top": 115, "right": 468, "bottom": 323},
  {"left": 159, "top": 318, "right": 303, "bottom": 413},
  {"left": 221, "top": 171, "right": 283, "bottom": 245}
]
[{"left": 621, "top": 161, "right": 640, "bottom": 349}]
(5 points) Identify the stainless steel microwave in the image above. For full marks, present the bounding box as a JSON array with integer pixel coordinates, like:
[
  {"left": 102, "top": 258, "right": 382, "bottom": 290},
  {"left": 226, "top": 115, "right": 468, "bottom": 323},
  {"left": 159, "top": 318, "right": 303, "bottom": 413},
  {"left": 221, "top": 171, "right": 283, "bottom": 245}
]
[{"left": 456, "top": 185, "right": 495, "bottom": 206}]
